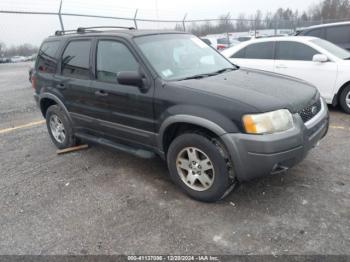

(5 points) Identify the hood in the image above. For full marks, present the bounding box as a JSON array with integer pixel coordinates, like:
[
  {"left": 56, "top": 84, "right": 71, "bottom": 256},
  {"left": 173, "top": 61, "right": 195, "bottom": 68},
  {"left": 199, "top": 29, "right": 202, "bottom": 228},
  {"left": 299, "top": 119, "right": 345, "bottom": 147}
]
[{"left": 173, "top": 68, "right": 319, "bottom": 113}]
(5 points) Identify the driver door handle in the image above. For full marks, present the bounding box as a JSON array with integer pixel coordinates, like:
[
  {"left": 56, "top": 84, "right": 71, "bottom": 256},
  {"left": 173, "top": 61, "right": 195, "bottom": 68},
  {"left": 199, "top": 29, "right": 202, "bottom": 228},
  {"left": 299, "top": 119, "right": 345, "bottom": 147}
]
[
  {"left": 56, "top": 83, "right": 66, "bottom": 90},
  {"left": 95, "top": 90, "right": 109, "bottom": 97}
]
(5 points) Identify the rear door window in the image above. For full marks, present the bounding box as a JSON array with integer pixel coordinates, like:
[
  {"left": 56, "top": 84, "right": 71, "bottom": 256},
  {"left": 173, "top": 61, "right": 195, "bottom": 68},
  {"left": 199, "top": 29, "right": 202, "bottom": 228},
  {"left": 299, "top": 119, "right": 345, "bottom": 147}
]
[
  {"left": 326, "top": 26, "right": 350, "bottom": 44},
  {"left": 276, "top": 41, "right": 318, "bottom": 61},
  {"left": 231, "top": 48, "right": 246, "bottom": 58},
  {"left": 36, "top": 41, "right": 60, "bottom": 73},
  {"left": 244, "top": 42, "right": 274, "bottom": 59},
  {"left": 61, "top": 40, "right": 91, "bottom": 79}
]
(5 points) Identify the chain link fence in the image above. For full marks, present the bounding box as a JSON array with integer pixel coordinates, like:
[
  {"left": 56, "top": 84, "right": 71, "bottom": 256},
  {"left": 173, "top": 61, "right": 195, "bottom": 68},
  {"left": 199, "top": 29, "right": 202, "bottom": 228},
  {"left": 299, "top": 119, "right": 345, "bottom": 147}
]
[{"left": 0, "top": 3, "right": 348, "bottom": 56}]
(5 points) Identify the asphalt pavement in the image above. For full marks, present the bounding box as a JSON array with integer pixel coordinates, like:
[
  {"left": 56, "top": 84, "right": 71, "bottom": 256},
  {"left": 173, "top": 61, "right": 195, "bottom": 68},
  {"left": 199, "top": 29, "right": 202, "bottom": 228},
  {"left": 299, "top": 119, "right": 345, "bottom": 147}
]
[{"left": 0, "top": 62, "right": 349, "bottom": 255}]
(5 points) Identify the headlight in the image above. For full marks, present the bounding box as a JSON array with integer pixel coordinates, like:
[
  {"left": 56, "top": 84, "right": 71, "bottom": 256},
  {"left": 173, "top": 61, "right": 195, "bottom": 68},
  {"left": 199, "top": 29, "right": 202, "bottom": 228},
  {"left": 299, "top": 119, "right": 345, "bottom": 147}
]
[{"left": 242, "top": 109, "right": 294, "bottom": 134}]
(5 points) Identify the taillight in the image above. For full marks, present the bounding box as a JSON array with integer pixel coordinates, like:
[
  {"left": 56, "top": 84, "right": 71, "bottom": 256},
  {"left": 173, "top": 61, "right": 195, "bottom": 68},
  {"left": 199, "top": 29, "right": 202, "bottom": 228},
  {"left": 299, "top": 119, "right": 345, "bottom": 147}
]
[{"left": 217, "top": 45, "right": 225, "bottom": 50}]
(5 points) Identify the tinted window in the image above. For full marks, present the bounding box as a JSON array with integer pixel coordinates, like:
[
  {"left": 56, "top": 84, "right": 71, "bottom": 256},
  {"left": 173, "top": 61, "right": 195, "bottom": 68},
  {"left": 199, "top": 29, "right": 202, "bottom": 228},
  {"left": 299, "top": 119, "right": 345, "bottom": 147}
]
[
  {"left": 245, "top": 42, "right": 274, "bottom": 59},
  {"left": 276, "top": 41, "right": 318, "bottom": 61},
  {"left": 61, "top": 40, "right": 91, "bottom": 79},
  {"left": 231, "top": 48, "right": 246, "bottom": 58},
  {"left": 36, "top": 41, "right": 60, "bottom": 73},
  {"left": 96, "top": 41, "right": 139, "bottom": 82},
  {"left": 307, "top": 28, "right": 323, "bottom": 38},
  {"left": 326, "top": 26, "right": 350, "bottom": 44},
  {"left": 201, "top": 39, "right": 211, "bottom": 45},
  {"left": 238, "top": 37, "right": 251, "bottom": 42},
  {"left": 218, "top": 38, "right": 230, "bottom": 45}
]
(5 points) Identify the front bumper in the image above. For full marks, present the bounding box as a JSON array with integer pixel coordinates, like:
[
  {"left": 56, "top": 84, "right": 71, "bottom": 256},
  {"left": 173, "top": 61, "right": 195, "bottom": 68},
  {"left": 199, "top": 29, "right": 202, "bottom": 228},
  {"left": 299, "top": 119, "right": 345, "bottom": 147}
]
[{"left": 221, "top": 99, "right": 329, "bottom": 182}]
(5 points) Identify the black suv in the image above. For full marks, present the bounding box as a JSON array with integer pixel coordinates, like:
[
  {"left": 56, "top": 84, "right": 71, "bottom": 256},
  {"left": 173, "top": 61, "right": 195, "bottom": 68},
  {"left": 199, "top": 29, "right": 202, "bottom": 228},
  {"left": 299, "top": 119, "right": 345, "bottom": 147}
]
[
  {"left": 33, "top": 27, "right": 329, "bottom": 202},
  {"left": 297, "top": 22, "right": 350, "bottom": 51}
]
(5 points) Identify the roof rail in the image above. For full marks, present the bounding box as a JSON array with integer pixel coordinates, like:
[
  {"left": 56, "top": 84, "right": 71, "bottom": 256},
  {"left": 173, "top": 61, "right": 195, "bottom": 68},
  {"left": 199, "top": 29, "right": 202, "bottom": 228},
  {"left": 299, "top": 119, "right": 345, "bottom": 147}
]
[
  {"left": 54, "top": 29, "right": 77, "bottom": 36},
  {"left": 77, "top": 26, "right": 135, "bottom": 33},
  {"left": 54, "top": 26, "right": 135, "bottom": 36}
]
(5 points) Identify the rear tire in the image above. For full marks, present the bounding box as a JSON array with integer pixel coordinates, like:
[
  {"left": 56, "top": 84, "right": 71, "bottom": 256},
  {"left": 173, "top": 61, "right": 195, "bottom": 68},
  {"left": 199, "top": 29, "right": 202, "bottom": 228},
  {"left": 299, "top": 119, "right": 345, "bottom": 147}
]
[
  {"left": 339, "top": 85, "right": 350, "bottom": 114},
  {"left": 167, "top": 133, "right": 234, "bottom": 202},
  {"left": 46, "top": 105, "right": 76, "bottom": 149}
]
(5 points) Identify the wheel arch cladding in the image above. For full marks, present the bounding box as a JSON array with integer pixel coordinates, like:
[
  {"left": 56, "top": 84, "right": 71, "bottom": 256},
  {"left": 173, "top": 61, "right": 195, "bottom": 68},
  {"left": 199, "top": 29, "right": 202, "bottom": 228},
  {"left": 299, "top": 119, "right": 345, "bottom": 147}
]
[
  {"left": 39, "top": 93, "right": 71, "bottom": 122},
  {"left": 158, "top": 114, "right": 239, "bottom": 154}
]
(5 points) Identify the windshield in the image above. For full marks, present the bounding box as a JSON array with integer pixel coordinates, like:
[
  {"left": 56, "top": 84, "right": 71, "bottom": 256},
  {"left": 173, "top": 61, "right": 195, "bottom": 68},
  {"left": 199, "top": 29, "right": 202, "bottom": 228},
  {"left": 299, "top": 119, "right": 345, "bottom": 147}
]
[
  {"left": 134, "top": 34, "right": 235, "bottom": 80},
  {"left": 311, "top": 38, "right": 350, "bottom": 59},
  {"left": 218, "top": 38, "right": 230, "bottom": 44}
]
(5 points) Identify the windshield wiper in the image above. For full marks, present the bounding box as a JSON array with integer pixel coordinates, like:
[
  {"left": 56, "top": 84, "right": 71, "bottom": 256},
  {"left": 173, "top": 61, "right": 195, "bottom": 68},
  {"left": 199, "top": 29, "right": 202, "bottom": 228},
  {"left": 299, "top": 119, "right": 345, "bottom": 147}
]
[
  {"left": 344, "top": 56, "right": 350, "bottom": 60},
  {"left": 179, "top": 67, "right": 236, "bottom": 81},
  {"left": 180, "top": 74, "right": 211, "bottom": 80},
  {"left": 209, "top": 67, "right": 235, "bottom": 75}
]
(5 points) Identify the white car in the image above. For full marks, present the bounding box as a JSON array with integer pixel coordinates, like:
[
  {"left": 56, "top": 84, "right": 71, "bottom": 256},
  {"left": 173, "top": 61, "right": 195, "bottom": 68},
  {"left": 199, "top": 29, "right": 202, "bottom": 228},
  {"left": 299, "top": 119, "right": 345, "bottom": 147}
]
[
  {"left": 10, "top": 56, "right": 26, "bottom": 63},
  {"left": 222, "top": 36, "right": 350, "bottom": 113}
]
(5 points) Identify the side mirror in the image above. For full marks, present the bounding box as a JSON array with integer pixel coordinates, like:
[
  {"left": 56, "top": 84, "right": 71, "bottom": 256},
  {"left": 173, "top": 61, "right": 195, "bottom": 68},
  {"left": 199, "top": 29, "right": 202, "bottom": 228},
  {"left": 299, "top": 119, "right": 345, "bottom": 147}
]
[
  {"left": 313, "top": 54, "right": 328, "bottom": 63},
  {"left": 117, "top": 71, "right": 143, "bottom": 87}
]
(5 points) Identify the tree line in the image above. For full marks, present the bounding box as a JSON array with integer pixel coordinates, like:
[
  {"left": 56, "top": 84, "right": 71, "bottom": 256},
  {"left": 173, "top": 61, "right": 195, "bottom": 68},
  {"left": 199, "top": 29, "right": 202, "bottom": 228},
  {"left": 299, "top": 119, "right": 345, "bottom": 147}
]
[
  {"left": 0, "top": 42, "right": 38, "bottom": 58},
  {"left": 185, "top": 0, "right": 350, "bottom": 36},
  {"left": 1, "top": 0, "right": 350, "bottom": 56}
]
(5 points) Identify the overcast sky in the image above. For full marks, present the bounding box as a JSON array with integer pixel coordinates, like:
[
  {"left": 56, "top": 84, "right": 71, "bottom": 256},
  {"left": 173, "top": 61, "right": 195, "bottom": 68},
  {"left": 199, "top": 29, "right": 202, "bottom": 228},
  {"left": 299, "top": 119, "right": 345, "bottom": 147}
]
[{"left": 0, "top": 0, "right": 319, "bottom": 46}]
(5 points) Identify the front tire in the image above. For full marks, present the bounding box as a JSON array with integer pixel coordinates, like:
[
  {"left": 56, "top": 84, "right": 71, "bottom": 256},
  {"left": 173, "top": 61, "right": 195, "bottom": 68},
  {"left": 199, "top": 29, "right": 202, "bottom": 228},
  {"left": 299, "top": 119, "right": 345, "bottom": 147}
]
[
  {"left": 167, "top": 133, "right": 234, "bottom": 202},
  {"left": 339, "top": 85, "right": 350, "bottom": 114},
  {"left": 46, "top": 105, "right": 76, "bottom": 149}
]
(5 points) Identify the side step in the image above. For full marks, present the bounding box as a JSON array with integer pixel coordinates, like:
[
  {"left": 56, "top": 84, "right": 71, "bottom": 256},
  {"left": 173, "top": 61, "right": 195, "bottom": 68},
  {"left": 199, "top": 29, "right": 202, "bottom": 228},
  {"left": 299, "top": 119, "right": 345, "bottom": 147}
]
[{"left": 75, "top": 132, "right": 155, "bottom": 159}]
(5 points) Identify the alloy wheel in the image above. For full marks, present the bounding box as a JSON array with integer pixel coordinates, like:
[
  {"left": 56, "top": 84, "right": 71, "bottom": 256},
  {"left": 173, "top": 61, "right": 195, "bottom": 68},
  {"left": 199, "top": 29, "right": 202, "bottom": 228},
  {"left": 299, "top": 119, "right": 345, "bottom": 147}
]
[
  {"left": 49, "top": 114, "right": 66, "bottom": 144},
  {"left": 176, "top": 147, "right": 215, "bottom": 191}
]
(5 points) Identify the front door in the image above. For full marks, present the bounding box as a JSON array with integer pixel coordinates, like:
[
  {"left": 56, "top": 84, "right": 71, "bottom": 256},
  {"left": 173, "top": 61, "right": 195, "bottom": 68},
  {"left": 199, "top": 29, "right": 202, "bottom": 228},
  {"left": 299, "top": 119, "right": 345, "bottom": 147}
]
[
  {"left": 90, "top": 39, "right": 155, "bottom": 147},
  {"left": 274, "top": 41, "right": 337, "bottom": 101}
]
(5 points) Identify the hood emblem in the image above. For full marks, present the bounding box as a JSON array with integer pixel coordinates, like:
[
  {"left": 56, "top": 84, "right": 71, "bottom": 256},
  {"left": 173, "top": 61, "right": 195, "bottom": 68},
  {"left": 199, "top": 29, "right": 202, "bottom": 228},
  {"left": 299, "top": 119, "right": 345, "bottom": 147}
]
[{"left": 311, "top": 106, "right": 318, "bottom": 115}]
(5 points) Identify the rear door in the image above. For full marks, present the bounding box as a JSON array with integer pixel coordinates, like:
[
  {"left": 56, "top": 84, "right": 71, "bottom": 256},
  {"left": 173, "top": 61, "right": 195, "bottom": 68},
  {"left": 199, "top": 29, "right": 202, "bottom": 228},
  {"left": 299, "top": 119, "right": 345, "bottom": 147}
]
[
  {"left": 274, "top": 41, "right": 337, "bottom": 100},
  {"left": 54, "top": 39, "right": 99, "bottom": 130},
  {"left": 229, "top": 41, "right": 275, "bottom": 72}
]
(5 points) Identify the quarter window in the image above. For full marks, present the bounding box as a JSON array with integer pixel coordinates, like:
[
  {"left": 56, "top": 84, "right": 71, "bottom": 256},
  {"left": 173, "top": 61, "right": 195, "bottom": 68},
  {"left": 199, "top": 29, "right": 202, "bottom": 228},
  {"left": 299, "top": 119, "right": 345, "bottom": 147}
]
[
  {"left": 61, "top": 40, "right": 91, "bottom": 79},
  {"left": 36, "top": 41, "right": 60, "bottom": 73},
  {"left": 96, "top": 40, "right": 139, "bottom": 82},
  {"left": 231, "top": 48, "right": 245, "bottom": 58},
  {"left": 245, "top": 42, "right": 274, "bottom": 59},
  {"left": 276, "top": 41, "right": 318, "bottom": 61}
]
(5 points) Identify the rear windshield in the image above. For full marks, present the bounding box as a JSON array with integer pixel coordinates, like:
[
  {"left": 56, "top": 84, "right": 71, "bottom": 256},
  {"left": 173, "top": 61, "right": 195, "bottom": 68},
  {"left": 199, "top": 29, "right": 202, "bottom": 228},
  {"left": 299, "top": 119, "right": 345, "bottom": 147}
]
[
  {"left": 36, "top": 41, "right": 60, "bottom": 73},
  {"left": 311, "top": 38, "right": 350, "bottom": 59}
]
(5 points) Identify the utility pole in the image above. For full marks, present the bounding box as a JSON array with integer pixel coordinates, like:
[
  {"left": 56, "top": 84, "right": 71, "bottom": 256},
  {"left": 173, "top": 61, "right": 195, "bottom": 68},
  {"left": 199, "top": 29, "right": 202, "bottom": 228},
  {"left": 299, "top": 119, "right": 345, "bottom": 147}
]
[
  {"left": 58, "top": 0, "right": 64, "bottom": 31},
  {"left": 182, "top": 13, "right": 187, "bottom": 32},
  {"left": 155, "top": 0, "right": 159, "bottom": 29},
  {"left": 133, "top": 9, "right": 138, "bottom": 29},
  {"left": 226, "top": 12, "right": 231, "bottom": 44}
]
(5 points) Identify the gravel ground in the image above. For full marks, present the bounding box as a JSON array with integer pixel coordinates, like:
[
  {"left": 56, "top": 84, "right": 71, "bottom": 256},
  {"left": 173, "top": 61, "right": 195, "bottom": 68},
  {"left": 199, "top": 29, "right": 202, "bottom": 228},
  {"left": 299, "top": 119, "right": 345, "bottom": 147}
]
[{"left": 0, "top": 62, "right": 349, "bottom": 255}]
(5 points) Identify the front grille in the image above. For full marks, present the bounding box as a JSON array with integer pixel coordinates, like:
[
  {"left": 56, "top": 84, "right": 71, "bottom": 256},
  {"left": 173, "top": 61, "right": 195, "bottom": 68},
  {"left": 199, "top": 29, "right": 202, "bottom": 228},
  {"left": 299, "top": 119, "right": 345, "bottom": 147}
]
[{"left": 299, "top": 99, "right": 322, "bottom": 123}]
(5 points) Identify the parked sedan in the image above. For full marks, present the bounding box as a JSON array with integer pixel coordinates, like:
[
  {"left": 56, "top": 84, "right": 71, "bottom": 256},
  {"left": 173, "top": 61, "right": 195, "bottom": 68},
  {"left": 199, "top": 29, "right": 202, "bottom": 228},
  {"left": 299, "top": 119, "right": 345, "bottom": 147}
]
[
  {"left": 216, "top": 38, "right": 240, "bottom": 50},
  {"left": 222, "top": 36, "right": 350, "bottom": 113},
  {"left": 10, "top": 56, "right": 26, "bottom": 63}
]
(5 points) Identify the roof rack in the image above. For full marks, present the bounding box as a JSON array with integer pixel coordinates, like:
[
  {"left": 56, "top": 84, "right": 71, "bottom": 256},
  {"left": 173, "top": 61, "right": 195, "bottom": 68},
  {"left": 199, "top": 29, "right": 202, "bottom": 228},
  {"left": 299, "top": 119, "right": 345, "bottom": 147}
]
[{"left": 54, "top": 26, "right": 135, "bottom": 36}]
